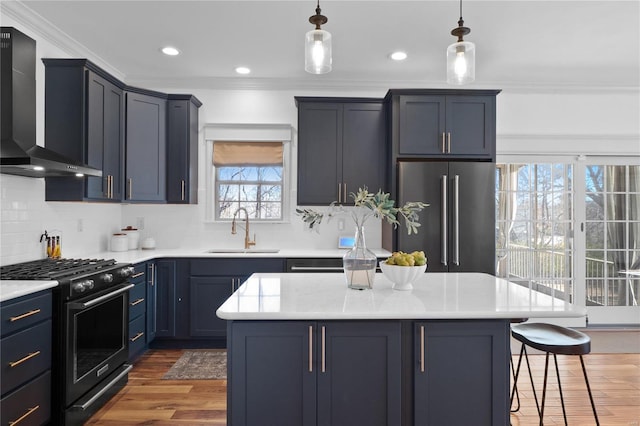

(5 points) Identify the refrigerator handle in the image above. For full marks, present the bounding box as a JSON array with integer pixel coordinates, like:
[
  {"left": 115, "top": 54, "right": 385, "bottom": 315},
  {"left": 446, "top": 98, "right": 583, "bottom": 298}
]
[
  {"left": 441, "top": 175, "right": 448, "bottom": 266},
  {"left": 453, "top": 175, "right": 460, "bottom": 265}
]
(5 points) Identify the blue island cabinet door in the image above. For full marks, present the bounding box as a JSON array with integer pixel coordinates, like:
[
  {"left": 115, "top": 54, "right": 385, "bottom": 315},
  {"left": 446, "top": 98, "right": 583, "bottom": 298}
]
[
  {"left": 229, "top": 321, "right": 317, "bottom": 426},
  {"left": 414, "top": 320, "right": 510, "bottom": 426},
  {"left": 316, "top": 321, "right": 402, "bottom": 426}
]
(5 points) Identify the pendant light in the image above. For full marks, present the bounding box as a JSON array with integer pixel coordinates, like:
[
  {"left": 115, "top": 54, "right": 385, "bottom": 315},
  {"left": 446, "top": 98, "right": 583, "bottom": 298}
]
[
  {"left": 446, "top": 0, "right": 475, "bottom": 85},
  {"left": 305, "top": 0, "right": 332, "bottom": 74}
]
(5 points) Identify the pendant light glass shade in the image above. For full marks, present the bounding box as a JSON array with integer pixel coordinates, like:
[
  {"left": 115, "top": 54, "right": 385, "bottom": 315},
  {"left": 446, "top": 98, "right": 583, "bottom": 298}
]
[
  {"left": 305, "top": 29, "right": 332, "bottom": 74},
  {"left": 447, "top": 40, "right": 475, "bottom": 85}
]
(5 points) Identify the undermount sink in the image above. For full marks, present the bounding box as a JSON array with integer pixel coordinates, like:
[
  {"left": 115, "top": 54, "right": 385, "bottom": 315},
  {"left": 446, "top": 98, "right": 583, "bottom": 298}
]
[{"left": 206, "top": 248, "right": 280, "bottom": 254}]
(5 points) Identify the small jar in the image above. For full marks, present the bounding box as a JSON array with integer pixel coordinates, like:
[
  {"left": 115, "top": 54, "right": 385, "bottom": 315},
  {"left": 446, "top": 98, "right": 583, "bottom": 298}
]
[
  {"left": 111, "top": 233, "right": 129, "bottom": 252},
  {"left": 121, "top": 226, "right": 140, "bottom": 250}
]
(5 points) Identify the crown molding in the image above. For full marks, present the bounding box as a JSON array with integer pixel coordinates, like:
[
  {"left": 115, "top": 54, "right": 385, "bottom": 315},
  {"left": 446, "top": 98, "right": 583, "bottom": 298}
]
[
  {"left": 1, "top": 0, "right": 126, "bottom": 81},
  {"left": 3, "top": 1, "right": 638, "bottom": 95}
]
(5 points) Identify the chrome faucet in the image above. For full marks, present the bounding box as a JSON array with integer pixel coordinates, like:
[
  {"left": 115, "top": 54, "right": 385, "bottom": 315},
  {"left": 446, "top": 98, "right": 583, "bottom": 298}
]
[{"left": 231, "top": 207, "right": 256, "bottom": 250}]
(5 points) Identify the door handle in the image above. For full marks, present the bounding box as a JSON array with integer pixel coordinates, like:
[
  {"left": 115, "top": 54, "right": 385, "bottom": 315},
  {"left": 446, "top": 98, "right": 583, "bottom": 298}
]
[
  {"left": 453, "top": 174, "right": 460, "bottom": 266},
  {"left": 441, "top": 133, "right": 446, "bottom": 153},
  {"left": 321, "top": 325, "right": 326, "bottom": 373},
  {"left": 308, "top": 325, "right": 313, "bottom": 373},
  {"left": 128, "top": 178, "right": 133, "bottom": 200},
  {"left": 343, "top": 183, "right": 347, "bottom": 203},
  {"left": 181, "top": 180, "right": 185, "bottom": 201},
  {"left": 447, "top": 132, "right": 451, "bottom": 153},
  {"left": 420, "top": 325, "right": 425, "bottom": 373},
  {"left": 441, "top": 175, "right": 448, "bottom": 266},
  {"left": 338, "top": 183, "right": 341, "bottom": 204}
]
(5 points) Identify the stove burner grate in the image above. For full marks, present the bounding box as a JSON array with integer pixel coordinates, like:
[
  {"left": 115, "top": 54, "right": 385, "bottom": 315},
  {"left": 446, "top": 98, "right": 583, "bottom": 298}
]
[{"left": 0, "top": 258, "right": 117, "bottom": 281}]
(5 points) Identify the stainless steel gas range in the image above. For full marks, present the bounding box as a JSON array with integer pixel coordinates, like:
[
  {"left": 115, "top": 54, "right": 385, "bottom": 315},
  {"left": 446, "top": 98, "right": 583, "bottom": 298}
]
[{"left": 1, "top": 258, "right": 135, "bottom": 425}]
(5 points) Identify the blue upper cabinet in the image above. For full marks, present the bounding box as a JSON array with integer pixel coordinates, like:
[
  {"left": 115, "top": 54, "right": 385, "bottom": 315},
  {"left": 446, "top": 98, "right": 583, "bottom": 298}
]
[
  {"left": 296, "top": 97, "right": 387, "bottom": 206},
  {"left": 388, "top": 89, "right": 499, "bottom": 160},
  {"left": 125, "top": 90, "right": 167, "bottom": 202},
  {"left": 43, "top": 59, "right": 125, "bottom": 202},
  {"left": 42, "top": 59, "right": 201, "bottom": 204},
  {"left": 166, "top": 95, "right": 201, "bottom": 204}
]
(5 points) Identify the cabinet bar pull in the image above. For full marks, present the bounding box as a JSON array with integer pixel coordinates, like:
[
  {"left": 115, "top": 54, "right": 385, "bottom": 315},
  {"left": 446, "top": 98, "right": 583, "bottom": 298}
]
[
  {"left": 343, "top": 183, "right": 347, "bottom": 203},
  {"left": 321, "top": 326, "right": 326, "bottom": 373},
  {"left": 308, "top": 325, "right": 313, "bottom": 373},
  {"left": 9, "top": 405, "right": 39, "bottom": 426},
  {"left": 109, "top": 175, "right": 113, "bottom": 198},
  {"left": 447, "top": 132, "right": 451, "bottom": 153},
  {"left": 9, "top": 351, "right": 41, "bottom": 368},
  {"left": 130, "top": 298, "right": 144, "bottom": 306},
  {"left": 131, "top": 272, "right": 145, "bottom": 279},
  {"left": 130, "top": 332, "right": 144, "bottom": 342},
  {"left": 128, "top": 178, "right": 133, "bottom": 199},
  {"left": 453, "top": 174, "right": 460, "bottom": 266},
  {"left": 338, "top": 183, "right": 342, "bottom": 204},
  {"left": 107, "top": 175, "right": 111, "bottom": 198},
  {"left": 149, "top": 264, "right": 155, "bottom": 286},
  {"left": 441, "top": 132, "right": 446, "bottom": 153},
  {"left": 181, "top": 180, "right": 185, "bottom": 201},
  {"left": 441, "top": 175, "right": 448, "bottom": 266},
  {"left": 420, "top": 326, "right": 425, "bottom": 373},
  {"left": 9, "top": 309, "right": 41, "bottom": 322}
]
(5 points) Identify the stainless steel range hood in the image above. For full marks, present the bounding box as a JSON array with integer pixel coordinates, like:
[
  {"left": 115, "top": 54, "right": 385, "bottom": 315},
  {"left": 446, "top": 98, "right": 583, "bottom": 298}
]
[{"left": 0, "top": 27, "right": 102, "bottom": 178}]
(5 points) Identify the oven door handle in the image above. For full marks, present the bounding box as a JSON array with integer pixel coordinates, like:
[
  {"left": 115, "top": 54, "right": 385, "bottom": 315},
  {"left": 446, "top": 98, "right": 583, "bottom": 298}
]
[
  {"left": 68, "top": 284, "right": 135, "bottom": 309},
  {"left": 72, "top": 364, "right": 133, "bottom": 411}
]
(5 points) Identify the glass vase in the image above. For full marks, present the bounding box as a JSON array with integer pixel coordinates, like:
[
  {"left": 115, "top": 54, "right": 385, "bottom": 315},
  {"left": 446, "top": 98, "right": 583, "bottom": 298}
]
[{"left": 343, "top": 225, "right": 377, "bottom": 290}]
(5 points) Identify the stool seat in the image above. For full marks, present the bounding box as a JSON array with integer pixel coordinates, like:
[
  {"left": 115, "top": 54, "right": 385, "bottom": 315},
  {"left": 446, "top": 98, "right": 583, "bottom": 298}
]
[{"left": 511, "top": 323, "right": 590, "bottom": 355}]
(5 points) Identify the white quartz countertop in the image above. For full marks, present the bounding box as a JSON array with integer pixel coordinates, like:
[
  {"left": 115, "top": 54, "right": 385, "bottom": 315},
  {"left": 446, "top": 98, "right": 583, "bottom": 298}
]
[
  {"left": 0, "top": 248, "right": 391, "bottom": 302},
  {"left": 81, "top": 248, "right": 391, "bottom": 265},
  {"left": 216, "top": 272, "right": 586, "bottom": 320},
  {"left": 0, "top": 280, "right": 58, "bottom": 303}
]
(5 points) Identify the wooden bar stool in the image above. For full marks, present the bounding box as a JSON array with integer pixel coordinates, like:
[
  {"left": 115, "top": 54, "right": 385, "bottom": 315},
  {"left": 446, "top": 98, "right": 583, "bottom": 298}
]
[{"left": 510, "top": 322, "right": 599, "bottom": 426}]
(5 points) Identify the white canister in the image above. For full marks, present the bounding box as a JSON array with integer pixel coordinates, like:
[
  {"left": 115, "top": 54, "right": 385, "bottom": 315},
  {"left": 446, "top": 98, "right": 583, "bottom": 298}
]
[
  {"left": 111, "top": 233, "right": 129, "bottom": 252},
  {"left": 121, "top": 226, "right": 140, "bottom": 250}
]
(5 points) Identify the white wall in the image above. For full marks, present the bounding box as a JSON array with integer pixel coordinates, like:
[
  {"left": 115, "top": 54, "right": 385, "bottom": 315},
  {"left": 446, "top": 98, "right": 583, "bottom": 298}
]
[{"left": 1, "top": 14, "right": 638, "bottom": 265}]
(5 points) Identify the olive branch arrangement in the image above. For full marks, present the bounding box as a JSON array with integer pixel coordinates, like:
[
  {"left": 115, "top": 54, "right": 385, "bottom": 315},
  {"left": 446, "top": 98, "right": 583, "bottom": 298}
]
[{"left": 296, "top": 188, "right": 429, "bottom": 235}]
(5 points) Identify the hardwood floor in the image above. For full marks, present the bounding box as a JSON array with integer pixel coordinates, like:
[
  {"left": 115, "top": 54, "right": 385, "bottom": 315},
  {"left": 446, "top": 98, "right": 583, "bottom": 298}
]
[{"left": 87, "top": 349, "right": 640, "bottom": 425}]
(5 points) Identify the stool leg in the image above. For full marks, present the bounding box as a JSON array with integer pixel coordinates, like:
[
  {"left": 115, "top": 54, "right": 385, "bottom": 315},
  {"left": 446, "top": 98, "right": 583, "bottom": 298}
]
[
  {"left": 523, "top": 345, "right": 541, "bottom": 417},
  {"left": 539, "top": 352, "right": 550, "bottom": 426},
  {"left": 510, "top": 344, "right": 524, "bottom": 412},
  {"left": 553, "top": 354, "right": 568, "bottom": 426},
  {"left": 579, "top": 355, "right": 600, "bottom": 426}
]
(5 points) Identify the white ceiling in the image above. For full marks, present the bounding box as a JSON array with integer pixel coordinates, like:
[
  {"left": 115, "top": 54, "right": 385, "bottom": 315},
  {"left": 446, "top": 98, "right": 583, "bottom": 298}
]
[{"left": 4, "top": 0, "right": 639, "bottom": 91}]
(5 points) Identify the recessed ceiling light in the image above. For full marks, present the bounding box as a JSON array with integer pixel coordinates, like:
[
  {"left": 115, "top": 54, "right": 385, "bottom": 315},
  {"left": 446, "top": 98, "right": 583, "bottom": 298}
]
[
  {"left": 161, "top": 46, "right": 180, "bottom": 56},
  {"left": 235, "top": 66, "right": 251, "bottom": 75},
  {"left": 390, "top": 51, "right": 408, "bottom": 61}
]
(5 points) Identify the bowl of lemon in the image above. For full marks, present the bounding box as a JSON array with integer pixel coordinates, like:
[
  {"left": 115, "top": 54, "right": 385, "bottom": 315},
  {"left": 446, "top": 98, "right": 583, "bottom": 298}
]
[{"left": 380, "top": 251, "right": 427, "bottom": 291}]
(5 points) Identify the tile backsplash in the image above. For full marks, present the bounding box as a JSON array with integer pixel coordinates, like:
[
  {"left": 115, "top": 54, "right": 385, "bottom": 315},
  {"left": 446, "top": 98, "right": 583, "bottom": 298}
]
[{"left": 0, "top": 174, "right": 122, "bottom": 265}]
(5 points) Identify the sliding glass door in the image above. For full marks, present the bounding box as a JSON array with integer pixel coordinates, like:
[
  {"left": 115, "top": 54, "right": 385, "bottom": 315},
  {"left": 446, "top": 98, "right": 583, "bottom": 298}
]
[
  {"left": 496, "top": 157, "right": 639, "bottom": 326},
  {"left": 582, "top": 163, "right": 639, "bottom": 324}
]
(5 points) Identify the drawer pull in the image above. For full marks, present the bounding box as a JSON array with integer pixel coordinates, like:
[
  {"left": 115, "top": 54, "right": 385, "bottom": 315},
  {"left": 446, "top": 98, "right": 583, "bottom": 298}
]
[
  {"left": 130, "top": 298, "right": 145, "bottom": 306},
  {"left": 9, "top": 405, "right": 40, "bottom": 426},
  {"left": 130, "top": 332, "right": 144, "bottom": 342},
  {"left": 9, "top": 309, "right": 41, "bottom": 322},
  {"left": 9, "top": 351, "right": 41, "bottom": 368},
  {"left": 131, "top": 272, "right": 145, "bottom": 279}
]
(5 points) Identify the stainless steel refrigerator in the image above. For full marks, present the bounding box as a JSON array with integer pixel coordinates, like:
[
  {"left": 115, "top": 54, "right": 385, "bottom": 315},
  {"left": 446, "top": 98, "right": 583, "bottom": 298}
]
[{"left": 397, "top": 161, "right": 495, "bottom": 274}]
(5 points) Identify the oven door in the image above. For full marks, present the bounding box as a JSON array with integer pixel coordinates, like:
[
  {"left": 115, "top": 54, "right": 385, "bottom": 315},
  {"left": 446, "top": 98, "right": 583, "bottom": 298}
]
[{"left": 64, "top": 282, "right": 134, "bottom": 406}]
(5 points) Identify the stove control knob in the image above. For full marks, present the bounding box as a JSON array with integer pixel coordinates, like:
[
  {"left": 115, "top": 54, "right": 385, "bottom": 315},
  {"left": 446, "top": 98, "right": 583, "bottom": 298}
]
[
  {"left": 72, "top": 282, "right": 86, "bottom": 293},
  {"left": 85, "top": 279, "right": 95, "bottom": 290},
  {"left": 118, "top": 266, "right": 135, "bottom": 278},
  {"left": 101, "top": 273, "right": 114, "bottom": 283}
]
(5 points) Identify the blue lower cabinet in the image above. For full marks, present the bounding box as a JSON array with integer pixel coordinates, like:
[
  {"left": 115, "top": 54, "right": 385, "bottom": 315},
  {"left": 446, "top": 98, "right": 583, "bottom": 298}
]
[
  {"left": 0, "top": 370, "right": 51, "bottom": 426},
  {"left": 128, "top": 315, "right": 146, "bottom": 360},
  {"left": 414, "top": 320, "right": 510, "bottom": 426},
  {"left": 228, "top": 321, "right": 402, "bottom": 426},
  {"left": 0, "top": 290, "right": 52, "bottom": 425}
]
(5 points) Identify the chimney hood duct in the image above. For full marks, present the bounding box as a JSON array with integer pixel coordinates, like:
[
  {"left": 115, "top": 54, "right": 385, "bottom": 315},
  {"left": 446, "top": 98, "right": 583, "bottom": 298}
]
[{"left": 1, "top": 27, "right": 102, "bottom": 178}]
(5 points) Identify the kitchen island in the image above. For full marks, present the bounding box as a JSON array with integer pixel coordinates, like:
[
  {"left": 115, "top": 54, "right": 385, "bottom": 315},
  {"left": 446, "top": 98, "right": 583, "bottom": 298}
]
[{"left": 217, "top": 272, "right": 585, "bottom": 426}]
